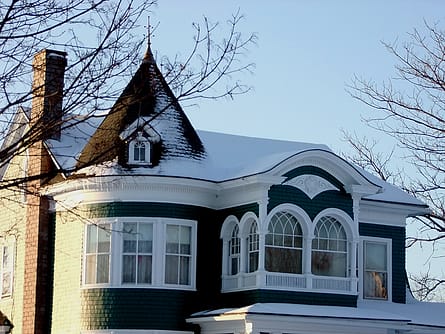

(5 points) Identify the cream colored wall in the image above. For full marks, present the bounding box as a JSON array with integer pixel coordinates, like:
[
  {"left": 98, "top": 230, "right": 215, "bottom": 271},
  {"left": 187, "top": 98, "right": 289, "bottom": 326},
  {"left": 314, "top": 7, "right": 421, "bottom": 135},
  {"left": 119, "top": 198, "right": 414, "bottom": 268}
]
[
  {"left": 0, "top": 154, "right": 28, "bottom": 333},
  {"left": 50, "top": 209, "right": 84, "bottom": 334}
]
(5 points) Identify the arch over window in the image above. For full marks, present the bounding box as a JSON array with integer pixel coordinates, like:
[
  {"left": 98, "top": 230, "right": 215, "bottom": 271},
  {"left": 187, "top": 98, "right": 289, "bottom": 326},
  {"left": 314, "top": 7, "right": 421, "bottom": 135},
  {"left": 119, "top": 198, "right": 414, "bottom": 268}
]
[
  {"left": 265, "top": 212, "right": 303, "bottom": 274},
  {"left": 312, "top": 216, "right": 347, "bottom": 277},
  {"left": 229, "top": 225, "right": 240, "bottom": 275}
]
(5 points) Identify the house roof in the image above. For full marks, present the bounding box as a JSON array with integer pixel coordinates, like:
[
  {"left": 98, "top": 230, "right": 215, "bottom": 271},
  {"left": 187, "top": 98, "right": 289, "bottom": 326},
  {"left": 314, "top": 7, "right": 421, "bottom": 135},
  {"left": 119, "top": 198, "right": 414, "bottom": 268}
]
[
  {"left": 41, "top": 44, "right": 426, "bottom": 209},
  {"left": 0, "top": 106, "right": 30, "bottom": 181},
  {"left": 75, "top": 44, "right": 205, "bottom": 169},
  {"left": 189, "top": 300, "right": 445, "bottom": 331}
]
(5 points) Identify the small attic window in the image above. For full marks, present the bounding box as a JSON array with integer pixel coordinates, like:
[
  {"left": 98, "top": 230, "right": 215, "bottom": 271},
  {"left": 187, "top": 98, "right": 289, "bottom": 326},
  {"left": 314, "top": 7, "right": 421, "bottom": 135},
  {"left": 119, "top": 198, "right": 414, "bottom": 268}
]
[
  {"left": 128, "top": 132, "right": 151, "bottom": 165},
  {"left": 120, "top": 118, "right": 161, "bottom": 167}
]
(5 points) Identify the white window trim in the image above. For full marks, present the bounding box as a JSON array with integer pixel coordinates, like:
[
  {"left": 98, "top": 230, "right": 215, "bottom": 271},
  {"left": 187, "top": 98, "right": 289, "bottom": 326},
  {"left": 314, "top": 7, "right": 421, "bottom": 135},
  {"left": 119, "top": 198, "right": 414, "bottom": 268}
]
[
  {"left": 128, "top": 135, "right": 151, "bottom": 165},
  {"left": 0, "top": 243, "right": 14, "bottom": 299},
  {"left": 82, "top": 217, "right": 197, "bottom": 291},
  {"left": 221, "top": 206, "right": 359, "bottom": 294},
  {"left": 359, "top": 236, "right": 392, "bottom": 301}
]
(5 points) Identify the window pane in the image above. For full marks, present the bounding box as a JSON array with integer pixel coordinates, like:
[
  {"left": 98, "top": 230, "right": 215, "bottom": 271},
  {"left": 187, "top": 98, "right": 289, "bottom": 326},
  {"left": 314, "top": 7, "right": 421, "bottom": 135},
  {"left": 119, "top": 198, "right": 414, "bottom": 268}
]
[
  {"left": 166, "top": 225, "right": 179, "bottom": 253},
  {"left": 265, "top": 247, "right": 302, "bottom": 274},
  {"left": 365, "top": 242, "right": 387, "bottom": 271},
  {"left": 2, "top": 272, "right": 11, "bottom": 297},
  {"left": 165, "top": 255, "right": 178, "bottom": 284},
  {"left": 122, "top": 255, "right": 136, "bottom": 283},
  {"left": 138, "top": 224, "right": 153, "bottom": 253},
  {"left": 179, "top": 256, "right": 190, "bottom": 285},
  {"left": 97, "top": 224, "right": 110, "bottom": 253},
  {"left": 123, "top": 222, "right": 137, "bottom": 253},
  {"left": 137, "top": 255, "right": 152, "bottom": 284},
  {"left": 86, "top": 225, "right": 97, "bottom": 253},
  {"left": 96, "top": 254, "right": 109, "bottom": 284},
  {"left": 364, "top": 271, "right": 388, "bottom": 299},
  {"left": 248, "top": 251, "right": 259, "bottom": 273},
  {"left": 312, "top": 251, "right": 347, "bottom": 277},
  {"left": 85, "top": 254, "right": 96, "bottom": 284}
]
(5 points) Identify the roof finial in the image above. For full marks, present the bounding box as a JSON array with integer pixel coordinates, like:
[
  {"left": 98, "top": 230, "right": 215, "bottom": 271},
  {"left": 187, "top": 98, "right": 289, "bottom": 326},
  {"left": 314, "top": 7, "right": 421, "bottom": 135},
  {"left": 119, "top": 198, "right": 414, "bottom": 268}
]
[
  {"left": 143, "top": 16, "right": 154, "bottom": 63},
  {"left": 147, "top": 16, "right": 151, "bottom": 49}
]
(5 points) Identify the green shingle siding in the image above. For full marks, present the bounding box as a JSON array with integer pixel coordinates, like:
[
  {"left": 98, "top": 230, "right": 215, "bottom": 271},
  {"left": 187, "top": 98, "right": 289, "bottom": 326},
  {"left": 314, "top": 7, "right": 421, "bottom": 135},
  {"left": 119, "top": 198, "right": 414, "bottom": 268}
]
[
  {"left": 283, "top": 166, "right": 344, "bottom": 189},
  {"left": 218, "top": 202, "right": 259, "bottom": 221},
  {"left": 359, "top": 223, "right": 406, "bottom": 303},
  {"left": 268, "top": 166, "right": 353, "bottom": 220},
  {"left": 221, "top": 289, "right": 357, "bottom": 308},
  {"left": 81, "top": 288, "right": 199, "bottom": 331}
]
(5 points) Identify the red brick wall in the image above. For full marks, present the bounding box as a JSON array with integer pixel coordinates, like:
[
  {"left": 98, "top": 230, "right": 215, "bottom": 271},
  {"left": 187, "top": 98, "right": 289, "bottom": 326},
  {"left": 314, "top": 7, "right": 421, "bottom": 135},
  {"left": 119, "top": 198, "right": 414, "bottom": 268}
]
[{"left": 23, "top": 49, "right": 66, "bottom": 334}]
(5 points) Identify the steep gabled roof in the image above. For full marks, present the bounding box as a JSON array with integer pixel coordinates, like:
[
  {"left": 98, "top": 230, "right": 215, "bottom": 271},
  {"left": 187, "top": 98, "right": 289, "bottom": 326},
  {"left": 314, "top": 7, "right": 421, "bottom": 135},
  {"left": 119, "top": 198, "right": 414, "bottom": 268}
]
[{"left": 76, "top": 44, "right": 205, "bottom": 169}]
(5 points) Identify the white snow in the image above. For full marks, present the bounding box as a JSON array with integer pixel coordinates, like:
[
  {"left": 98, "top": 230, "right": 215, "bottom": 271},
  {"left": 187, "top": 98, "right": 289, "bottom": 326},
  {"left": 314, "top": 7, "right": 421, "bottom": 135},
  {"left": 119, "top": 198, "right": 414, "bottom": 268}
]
[
  {"left": 46, "top": 121, "right": 425, "bottom": 208},
  {"left": 192, "top": 301, "right": 445, "bottom": 329}
]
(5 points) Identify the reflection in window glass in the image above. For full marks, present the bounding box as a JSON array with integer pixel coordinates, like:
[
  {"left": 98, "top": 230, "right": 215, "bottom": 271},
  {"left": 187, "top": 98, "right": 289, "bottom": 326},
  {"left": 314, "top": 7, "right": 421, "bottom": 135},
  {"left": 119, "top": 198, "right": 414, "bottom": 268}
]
[
  {"left": 265, "top": 212, "right": 303, "bottom": 274},
  {"left": 165, "top": 225, "right": 191, "bottom": 285},
  {"left": 312, "top": 216, "right": 347, "bottom": 277},
  {"left": 122, "top": 222, "right": 153, "bottom": 284},
  {"left": 364, "top": 241, "right": 388, "bottom": 299},
  {"left": 85, "top": 224, "right": 111, "bottom": 284}
]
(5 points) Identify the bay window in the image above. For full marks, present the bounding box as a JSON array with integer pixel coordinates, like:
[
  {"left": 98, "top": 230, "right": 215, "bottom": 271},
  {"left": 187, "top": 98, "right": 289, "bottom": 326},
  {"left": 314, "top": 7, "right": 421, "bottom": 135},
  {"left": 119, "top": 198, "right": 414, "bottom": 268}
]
[{"left": 83, "top": 218, "right": 196, "bottom": 289}]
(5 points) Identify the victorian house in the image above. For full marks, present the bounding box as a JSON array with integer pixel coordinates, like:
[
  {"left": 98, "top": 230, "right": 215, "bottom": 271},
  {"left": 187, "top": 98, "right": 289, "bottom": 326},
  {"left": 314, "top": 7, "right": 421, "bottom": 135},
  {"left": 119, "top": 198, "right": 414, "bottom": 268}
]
[{"left": 0, "top": 42, "right": 445, "bottom": 334}]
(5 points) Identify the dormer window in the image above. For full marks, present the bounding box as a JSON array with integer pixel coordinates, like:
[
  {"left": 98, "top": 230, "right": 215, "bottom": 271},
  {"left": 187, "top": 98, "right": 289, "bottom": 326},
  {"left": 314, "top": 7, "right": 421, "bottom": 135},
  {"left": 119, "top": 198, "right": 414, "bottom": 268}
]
[
  {"left": 129, "top": 132, "right": 151, "bottom": 165},
  {"left": 120, "top": 118, "right": 161, "bottom": 167}
]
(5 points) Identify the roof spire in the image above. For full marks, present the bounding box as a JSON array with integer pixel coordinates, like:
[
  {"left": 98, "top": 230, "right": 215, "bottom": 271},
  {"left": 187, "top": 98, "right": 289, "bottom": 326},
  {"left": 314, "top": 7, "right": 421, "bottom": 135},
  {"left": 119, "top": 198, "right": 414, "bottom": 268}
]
[{"left": 143, "top": 16, "right": 154, "bottom": 63}]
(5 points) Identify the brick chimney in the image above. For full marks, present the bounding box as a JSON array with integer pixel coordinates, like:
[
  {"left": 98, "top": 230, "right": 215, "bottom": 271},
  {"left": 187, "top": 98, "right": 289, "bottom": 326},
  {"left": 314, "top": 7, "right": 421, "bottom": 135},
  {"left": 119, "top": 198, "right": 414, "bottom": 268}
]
[
  {"left": 23, "top": 49, "right": 66, "bottom": 334},
  {"left": 30, "top": 49, "right": 67, "bottom": 140}
]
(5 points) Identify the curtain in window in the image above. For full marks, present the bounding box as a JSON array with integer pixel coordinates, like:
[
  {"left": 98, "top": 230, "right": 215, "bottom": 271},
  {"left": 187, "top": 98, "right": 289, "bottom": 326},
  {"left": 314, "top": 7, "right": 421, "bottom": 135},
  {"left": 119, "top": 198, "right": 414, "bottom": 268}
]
[
  {"left": 364, "top": 241, "right": 388, "bottom": 299},
  {"left": 85, "top": 223, "right": 111, "bottom": 284},
  {"left": 122, "top": 222, "right": 153, "bottom": 284},
  {"left": 165, "top": 225, "right": 191, "bottom": 285},
  {"left": 312, "top": 216, "right": 347, "bottom": 277},
  {"left": 265, "top": 212, "right": 303, "bottom": 274}
]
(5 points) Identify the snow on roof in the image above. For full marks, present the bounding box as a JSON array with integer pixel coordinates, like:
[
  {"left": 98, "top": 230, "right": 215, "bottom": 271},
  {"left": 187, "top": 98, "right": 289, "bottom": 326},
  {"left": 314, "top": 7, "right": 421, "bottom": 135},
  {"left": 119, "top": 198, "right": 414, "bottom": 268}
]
[
  {"left": 191, "top": 301, "right": 445, "bottom": 329},
  {"left": 45, "top": 119, "right": 424, "bottom": 207}
]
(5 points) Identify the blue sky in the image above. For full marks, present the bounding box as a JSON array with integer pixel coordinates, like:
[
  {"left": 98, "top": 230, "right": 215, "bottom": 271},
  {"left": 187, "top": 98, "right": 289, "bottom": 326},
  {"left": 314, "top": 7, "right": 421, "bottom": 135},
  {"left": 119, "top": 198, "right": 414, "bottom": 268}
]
[
  {"left": 149, "top": 1, "right": 445, "bottom": 293},
  {"left": 150, "top": 1, "right": 444, "bottom": 150}
]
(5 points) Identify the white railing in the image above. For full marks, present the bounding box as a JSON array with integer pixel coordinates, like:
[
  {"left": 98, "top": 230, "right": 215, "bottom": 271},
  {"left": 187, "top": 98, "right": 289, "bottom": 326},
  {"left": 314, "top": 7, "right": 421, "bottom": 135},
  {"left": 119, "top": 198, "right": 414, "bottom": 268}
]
[
  {"left": 312, "top": 276, "right": 351, "bottom": 291},
  {"left": 265, "top": 273, "right": 307, "bottom": 289},
  {"left": 222, "top": 272, "right": 356, "bottom": 294}
]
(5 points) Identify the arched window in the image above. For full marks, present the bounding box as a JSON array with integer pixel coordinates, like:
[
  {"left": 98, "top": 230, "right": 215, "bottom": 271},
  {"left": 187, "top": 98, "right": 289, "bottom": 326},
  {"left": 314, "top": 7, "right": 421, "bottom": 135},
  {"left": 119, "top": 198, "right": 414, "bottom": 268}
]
[
  {"left": 128, "top": 132, "right": 151, "bottom": 165},
  {"left": 247, "top": 222, "right": 259, "bottom": 273},
  {"left": 229, "top": 225, "right": 240, "bottom": 275},
  {"left": 133, "top": 141, "right": 147, "bottom": 162},
  {"left": 265, "top": 212, "right": 303, "bottom": 274},
  {"left": 312, "top": 216, "right": 347, "bottom": 277}
]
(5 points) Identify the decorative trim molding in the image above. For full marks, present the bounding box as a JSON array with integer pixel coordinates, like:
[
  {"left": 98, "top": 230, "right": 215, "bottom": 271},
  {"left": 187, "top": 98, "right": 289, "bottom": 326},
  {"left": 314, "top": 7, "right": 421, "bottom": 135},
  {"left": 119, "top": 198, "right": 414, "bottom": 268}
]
[{"left": 284, "top": 174, "right": 339, "bottom": 199}]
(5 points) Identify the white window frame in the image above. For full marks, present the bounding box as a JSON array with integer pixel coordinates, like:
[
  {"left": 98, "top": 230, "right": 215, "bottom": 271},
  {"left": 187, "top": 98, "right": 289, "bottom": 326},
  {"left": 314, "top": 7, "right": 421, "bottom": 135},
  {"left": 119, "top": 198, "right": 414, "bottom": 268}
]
[
  {"left": 311, "top": 216, "right": 348, "bottom": 277},
  {"left": 128, "top": 133, "right": 151, "bottom": 165},
  {"left": 0, "top": 243, "right": 14, "bottom": 299},
  {"left": 359, "top": 237, "right": 392, "bottom": 301},
  {"left": 82, "top": 218, "right": 197, "bottom": 290}
]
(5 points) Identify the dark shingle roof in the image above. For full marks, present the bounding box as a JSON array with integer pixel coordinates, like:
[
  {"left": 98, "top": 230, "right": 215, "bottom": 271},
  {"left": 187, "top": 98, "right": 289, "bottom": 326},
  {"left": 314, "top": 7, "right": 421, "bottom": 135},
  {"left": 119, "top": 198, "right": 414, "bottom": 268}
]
[{"left": 77, "top": 45, "right": 205, "bottom": 169}]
